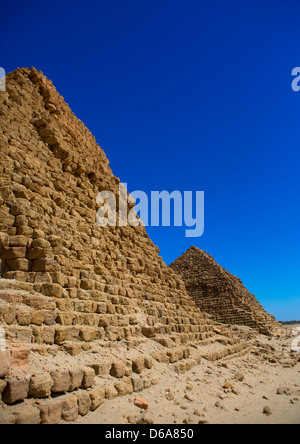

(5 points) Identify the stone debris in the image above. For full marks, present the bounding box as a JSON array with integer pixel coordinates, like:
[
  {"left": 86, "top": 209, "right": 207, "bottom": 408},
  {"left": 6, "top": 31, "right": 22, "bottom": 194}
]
[
  {"left": 134, "top": 396, "right": 149, "bottom": 410},
  {"left": 263, "top": 406, "right": 272, "bottom": 416}
]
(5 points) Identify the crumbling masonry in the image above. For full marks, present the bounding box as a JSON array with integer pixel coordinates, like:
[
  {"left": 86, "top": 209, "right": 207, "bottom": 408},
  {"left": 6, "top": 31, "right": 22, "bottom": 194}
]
[{"left": 0, "top": 69, "right": 249, "bottom": 424}]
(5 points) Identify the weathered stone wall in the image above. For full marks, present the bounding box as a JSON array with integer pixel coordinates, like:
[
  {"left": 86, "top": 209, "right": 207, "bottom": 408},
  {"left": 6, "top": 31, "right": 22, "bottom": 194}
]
[
  {"left": 0, "top": 69, "right": 254, "bottom": 424},
  {"left": 0, "top": 68, "right": 216, "bottom": 348},
  {"left": 170, "top": 247, "right": 281, "bottom": 335}
]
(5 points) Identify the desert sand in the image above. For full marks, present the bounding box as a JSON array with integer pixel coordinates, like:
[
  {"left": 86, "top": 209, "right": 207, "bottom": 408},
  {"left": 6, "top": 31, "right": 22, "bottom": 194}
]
[{"left": 75, "top": 326, "right": 300, "bottom": 425}]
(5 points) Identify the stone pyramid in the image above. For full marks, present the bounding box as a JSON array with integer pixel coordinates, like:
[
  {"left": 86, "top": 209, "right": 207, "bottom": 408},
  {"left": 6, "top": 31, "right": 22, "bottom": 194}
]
[
  {"left": 0, "top": 67, "right": 215, "bottom": 348},
  {"left": 170, "top": 246, "right": 281, "bottom": 335},
  {"left": 0, "top": 69, "right": 251, "bottom": 423}
]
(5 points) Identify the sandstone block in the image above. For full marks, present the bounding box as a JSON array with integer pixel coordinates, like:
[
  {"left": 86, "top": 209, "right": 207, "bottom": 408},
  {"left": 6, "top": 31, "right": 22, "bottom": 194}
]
[
  {"left": 131, "top": 375, "right": 144, "bottom": 393},
  {"left": 10, "top": 347, "right": 30, "bottom": 370},
  {"left": 9, "top": 236, "right": 30, "bottom": 247},
  {"left": 142, "top": 326, "right": 157, "bottom": 338},
  {"left": 81, "top": 367, "right": 95, "bottom": 389},
  {"left": 28, "top": 248, "right": 48, "bottom": 259},
  {"left": 51, "top": 371, "right": 71, "bottom": 393},
  {"left": 105, "top": 385, "right": 118, "bottom": 400},
  {"left": 76, "top": 390, "right": 91, "bottom": 416},
  {"left": 61, "top": 394, "right": 79, "bottom": 421},
  {"left": 89, "top": 386, "right": 105, "bottom": 411},
  {"left": 2, "top": 378, "right": 30, "bottom": 404},
  {"left": 155, "top": 337, "right": 174, "bottom": 347},
  {"left": 64, "top": 343, "right": 82, "bottom": 357},
  {"left": 0, "top": 233, "right": 9, "bottom": 247},
  {"left": 54, "top": 327, "right": 80, "bottom": 345},
  {"left": 0, "top": 380, "right": 7, "bottom": 401},
  {"left": 143, "top": 378, "right": 152, "bottom": 389},
  {"left": 29, "top": 373, "right": 53, "bottom": 398},
  {"left": 31, "top": 259, "right": 60, "bottom": 272},
  {"left": 114, "top": 380, "right": 133, "bottom": 396},
  {"left": 110, "top": 361, "right": 126, "bottom": 378},
  {"left": 13, "top": 405, "right": 41, "bottom": 424},
  {"left": 31, "top": 238, "right": 51, "bottom": 250},
  {"left": 96, "top": 302, "right": 107, "bottom": 314},
  {"left": 69, "top": 369, "right": 84, "bottom": 391},
  {"left": 132, "top": 357, "right": 145, "bottom": 374},
  {"left": 40, "top": 283, "right": 63, "bottom": 298},
  {"left": 0, "top": 350, "right": 10, "bottom": 378},
  {"left": 183, "top": 348, "right": 190, "bottom": 359},
  {"left": 1, "top": 246, "right": 26, "bottom": 259},
  {"left": 16, "top": 308, "right": 31, "bottom": 326},
  {"left": 0, "top": 409, "right": 15, "bottom": 424},
  {"left": 167, "top": 350, "right": 179, "bottom": 363},
  {"left": 6, "top": 258, "right": 29, "bottom": 271},
  {"left": 144, "top": 356, "right": 154, "bottom": 369},
  {"left": 79, "top": 327, "right": 98, "bottom": 342},
  {"left": 38, "top": 399, "right": 63, "bottom": 424},
  {"left": 151, "top": 352, "right": 169, "bottom": 364},
  {"left": 2, "top": 271, "right": 28, "bottom": 281},
  {"left": 90, "top": 362, "right": 111, "bottom": 377},
  {"left": 31, "top": 310, "right": 45, "bottom": 326}
]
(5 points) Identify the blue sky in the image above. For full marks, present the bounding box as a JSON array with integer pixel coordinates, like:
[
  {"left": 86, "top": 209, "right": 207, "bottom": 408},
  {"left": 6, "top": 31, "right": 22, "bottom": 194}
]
[{"left": 1, "top": 0, "right": 299, "bottom": 320}]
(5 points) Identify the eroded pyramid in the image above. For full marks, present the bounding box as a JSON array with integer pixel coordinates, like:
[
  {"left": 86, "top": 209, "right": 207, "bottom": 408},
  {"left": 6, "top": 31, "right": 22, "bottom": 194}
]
[
  {"left": 0, "top": 68, "right": 217, "bottom": 346},
  {"left": 170, "top": 246, "right": 281, "bottom": 335},
  {"left": 0, "top": 69, "right": 250, "bottom": 423}
]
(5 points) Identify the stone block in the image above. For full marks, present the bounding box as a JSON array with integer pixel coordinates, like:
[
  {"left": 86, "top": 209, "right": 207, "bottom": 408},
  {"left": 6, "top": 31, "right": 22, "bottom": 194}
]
[
  {"left": 29, "top": 373, "right": 53, "bottom": 398},
  {"left": 69, "top": 369, "right": 84, "bottom": 391},
  {"left": 105, "top": 385, "right": 118, "bottom": 400},
  {"left": 2, "top": 378, "right": 30, "bottom": 404},
  {"left": 0, "top": 409, "right": 15, "bottom": 424},
  {"left": 0, "top": 350, "right": 10, "bottom": 378},
  {"left": 64, "top": 342, "right": 82, "bottom": 357},
  {"left": 31, "top": 259, "right": 60, "bottom": 272},
  {"left": 61, "top": 394, "right": 79, "bottom": 421},
  {"left": 90, "top": 362, "right": 111, "bottom": 377},
  {"left": 114, "top": 380, "right": 133, "bottom": 396},
  {"left": 0, "top": 380, "right": 7, "bottom": 401},
  {"left": 10, "top": 347, "right": 30, "bottom": 370},
  {"left": 131, "top": 375, "right": 144, "bottom": 393},
  {"left": 144, "top": 356, "right": 154, "bottom": 369},
  {"left": 89, "top": 386, "right": 105, "bottom": 411},
  {"left": 38, "top": 399, "right": 63, "bottom": 424},
  {"left": 51, "top": 371, "right": 70, "bottom": 394},
  {"left": 110, "top": 361, "right": 126, "bottom": 378},
  {"left": 81, "top": 367, "right": 95, "bottom": 389},
  {"left": 13, "top": 405, "right": 41, "bottom": 424},
  {"left": 132, "top": 357, "right": 145, "bottom": 374},
  {"left": 1, "top": 246, "right": 26, "bottom": 259},
  {"left": 76, "top": 390, "right": 91, "bottom": 416},
  {"left": 40, "top": 283, "right": 63, "bottom": 298}
]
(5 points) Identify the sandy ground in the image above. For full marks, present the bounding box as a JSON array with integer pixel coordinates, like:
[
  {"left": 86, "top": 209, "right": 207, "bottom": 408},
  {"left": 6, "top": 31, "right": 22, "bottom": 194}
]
[{"left": 75, "top": 326, "right": 300, "bottom": 425}]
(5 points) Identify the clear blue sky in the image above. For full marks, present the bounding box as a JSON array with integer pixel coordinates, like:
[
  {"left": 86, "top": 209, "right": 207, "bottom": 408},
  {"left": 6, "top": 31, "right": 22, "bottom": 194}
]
[{"left": 1, "top": 0, "right": 299, "bottom": 321}]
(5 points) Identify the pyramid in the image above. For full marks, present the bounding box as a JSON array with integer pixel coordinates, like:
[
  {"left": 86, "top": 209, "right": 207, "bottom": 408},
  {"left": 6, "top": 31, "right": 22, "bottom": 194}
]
[
  {"left": 0, "top": 68, "right": 214, "bottom": 347},
  {"left": 170, "top": 246, "right": 281, "bottom": 335},
  {"left": 0, "top": 69, "right": 250, "bottom": 423}
]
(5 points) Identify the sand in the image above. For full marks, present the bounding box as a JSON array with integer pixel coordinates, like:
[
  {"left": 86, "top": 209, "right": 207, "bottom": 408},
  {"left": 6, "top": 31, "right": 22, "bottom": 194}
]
[{"left": 75, "top": 326, "right": 300, "bottom": 425}]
